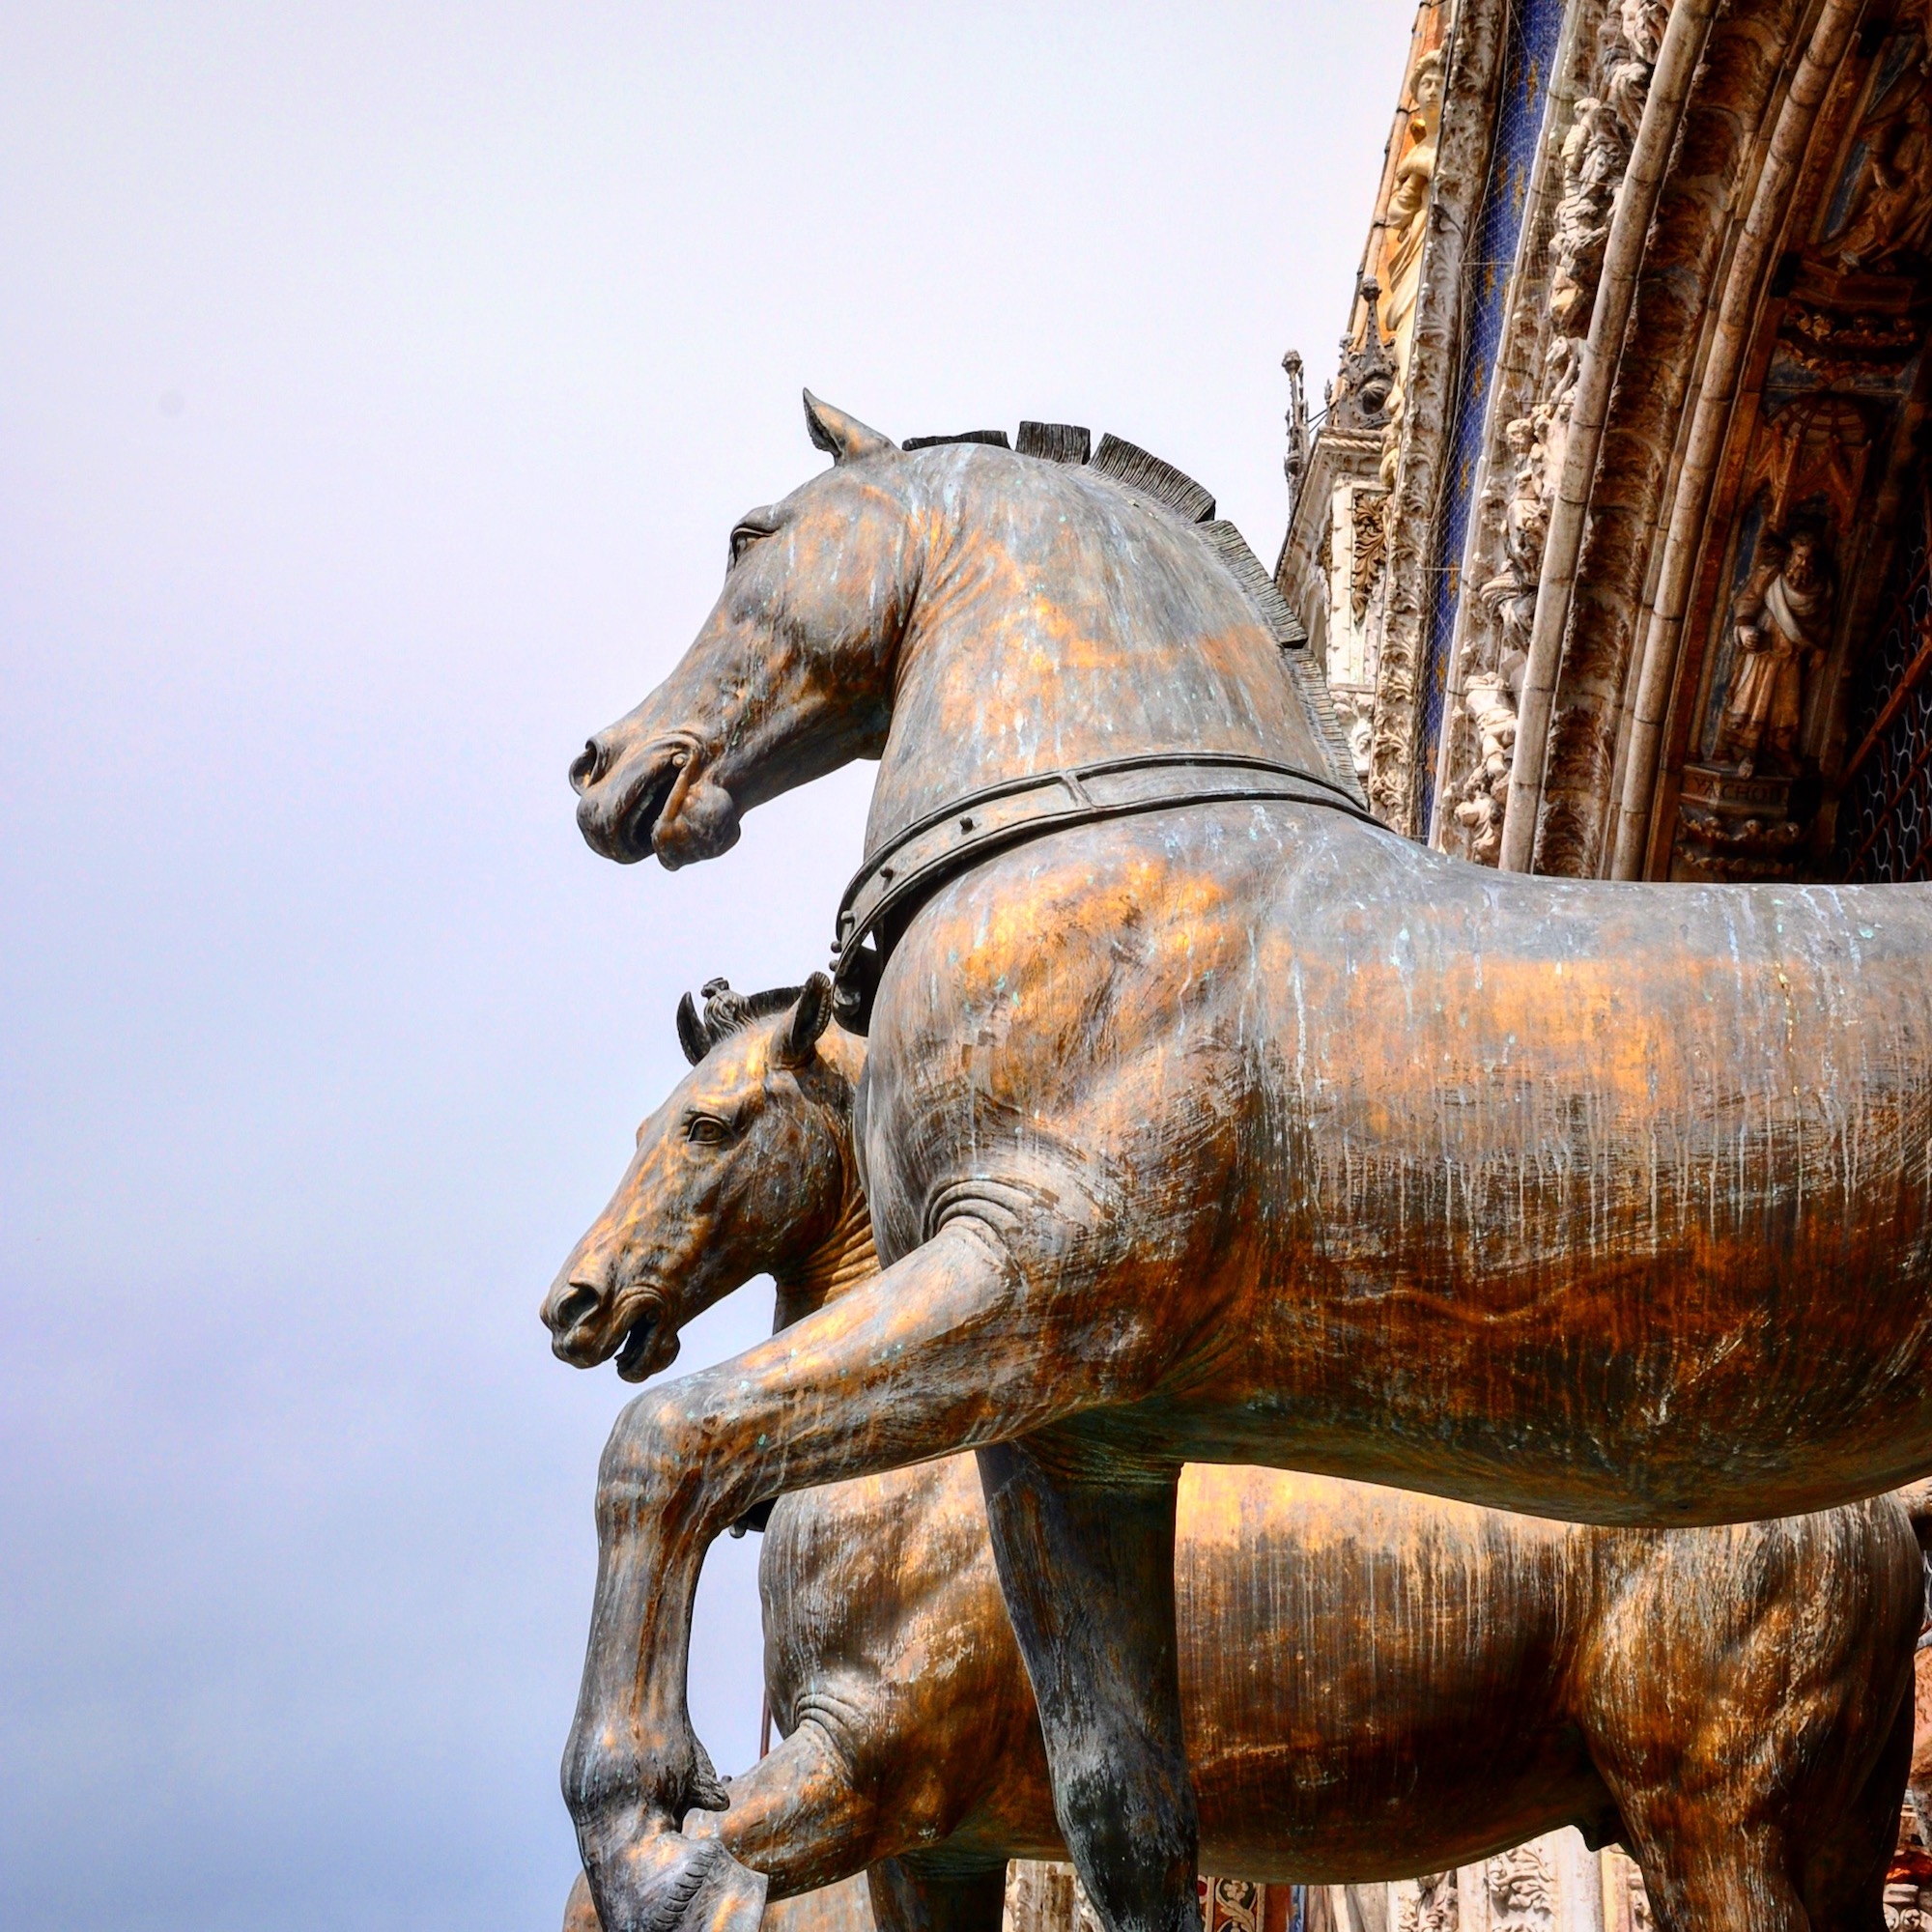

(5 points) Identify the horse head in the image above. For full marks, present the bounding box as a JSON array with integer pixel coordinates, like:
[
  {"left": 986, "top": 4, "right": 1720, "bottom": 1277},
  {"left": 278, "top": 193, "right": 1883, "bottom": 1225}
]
[
  {"left": 542, "top": 971, "right": 870, "bottom": 1378},
  {"left": 571, "top": 393, "right": 908, "bottom": 868},
  {"left": 573, "top": 390, "right": 1339, "bottom": 893}
]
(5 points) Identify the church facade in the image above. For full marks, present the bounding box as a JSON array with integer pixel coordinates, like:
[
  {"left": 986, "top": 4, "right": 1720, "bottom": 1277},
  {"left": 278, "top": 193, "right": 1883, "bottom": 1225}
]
[{"left": 1280, "top": 0, "right": 1932, "bottom": 890}]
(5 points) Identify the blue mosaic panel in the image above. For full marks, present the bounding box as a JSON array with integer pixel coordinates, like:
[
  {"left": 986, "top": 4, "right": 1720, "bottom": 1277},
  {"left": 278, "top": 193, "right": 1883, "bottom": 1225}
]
[
  {"left": 1415, "top": 0, "right": 1568, "bottom": 832},
  {"left": 1835, "top": 485, "right": 1932, "bottom": 882}
]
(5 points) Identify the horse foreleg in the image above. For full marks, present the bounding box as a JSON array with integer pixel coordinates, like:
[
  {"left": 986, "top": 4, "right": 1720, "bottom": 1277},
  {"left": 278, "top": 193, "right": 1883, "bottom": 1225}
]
[
  {"left": 709, "top": 1719, "right": 885, "bottom": 1897},
  {"left": 562, "top": 1721, "right": 891, "bottom": 1932},
  {"left": 978, "top": 1437, "right": 1195, "bottom": 1932},
  {"left": 569, "top": 1221, "right": 1085, "bottom": 1932}
]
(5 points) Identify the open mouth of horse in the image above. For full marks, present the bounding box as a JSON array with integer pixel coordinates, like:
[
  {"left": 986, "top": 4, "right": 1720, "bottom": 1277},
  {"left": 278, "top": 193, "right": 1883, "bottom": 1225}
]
[
  {"left": 614, "top": 1304, "right": 679, "bottom": 1382},
  {"left": 617, "top": 753, "right": 685, "bottom": 863},
  {"left": 575, "top": 737, "right": 694, "bottom": 865}
]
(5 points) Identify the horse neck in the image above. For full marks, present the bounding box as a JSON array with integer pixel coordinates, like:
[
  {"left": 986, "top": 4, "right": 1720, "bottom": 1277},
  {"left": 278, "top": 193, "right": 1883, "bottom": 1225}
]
[
  {"left": 772, "top": 1178, "right": 877, "bottom": 1330},
  {"left": 860, "top": 454, "right": 1327, "bottom": 855}
]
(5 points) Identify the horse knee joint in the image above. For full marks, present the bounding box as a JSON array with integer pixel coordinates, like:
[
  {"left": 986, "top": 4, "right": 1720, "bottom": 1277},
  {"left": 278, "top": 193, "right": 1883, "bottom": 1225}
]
[
  {"left": 601, "top": 1386, "right": 706, "bottom": 1492},
  {"left": 561, "top": 1725, "right": 633, "bottom": 1826}
]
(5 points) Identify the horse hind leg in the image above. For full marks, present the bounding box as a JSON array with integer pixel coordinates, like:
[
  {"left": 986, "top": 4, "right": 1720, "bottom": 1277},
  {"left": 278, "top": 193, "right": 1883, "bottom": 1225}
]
[
  {"left": 1803, "top": 1686, "right": 1915, "bottom": 1932},
  {"left": 977, "top": 1435, "right": 1196, "bottom": 1932},
  {"left": 1618, "top": 1820, "right": 1808, "bottom": 1932}
]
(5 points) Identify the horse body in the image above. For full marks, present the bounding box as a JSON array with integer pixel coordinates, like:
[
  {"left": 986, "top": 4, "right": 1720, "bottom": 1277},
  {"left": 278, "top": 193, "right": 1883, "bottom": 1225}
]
[
  {"left": 745, "top": 1459, "right": 1918, "bottom": 1922},
  {"left": 552, "top": 995, "right": 1919, "bottom": 1932},
  {"left": 865, "top": 805, "right": 1932, "bottom": 1520},
  {"left": 557, "top": 398, "right": 1932, "bottom": 1932}
]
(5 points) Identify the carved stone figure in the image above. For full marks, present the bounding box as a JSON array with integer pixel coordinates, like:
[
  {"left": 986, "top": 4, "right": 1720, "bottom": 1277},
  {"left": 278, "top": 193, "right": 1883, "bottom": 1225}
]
[
  {"left": 562, "top": 397, "right": 1932, "bottom": 1932},
  {"left": 1713, "top": 525, "right": 1837, "bottom": 775},
  {"left": 1411, "top": 1873, "right": 1457, "bottom": 1932},
  {"left": 1329, "top": 280, "right": 1398, "bottom": 434},
  {"left": 1480, "top": 413, "right": 1550, "bottom": 679},
  {"left": 550, "top": 983, "right": 1926, "bottom": 1932},
  {"left": 1379, "top": 47, "right": 1444, "bottom": 383},
  {"left": 1451, "top": 673, "right": 1519, "bottom": 862},
  {"left": 1548, "top": 93, "right": 1626, "bottom": 337},
  {"left": 1834, "top": 90, "right": 1932, "bottom": 272}
]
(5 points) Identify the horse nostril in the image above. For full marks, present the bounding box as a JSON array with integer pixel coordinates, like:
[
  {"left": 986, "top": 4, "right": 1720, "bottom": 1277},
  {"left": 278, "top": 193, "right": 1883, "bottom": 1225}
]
[
  {"left": 551, "top": 1282, "right": 604, "bottom": 1335},
  {"left": 570, "top": 738, "right": 608, "bottom": 796}
]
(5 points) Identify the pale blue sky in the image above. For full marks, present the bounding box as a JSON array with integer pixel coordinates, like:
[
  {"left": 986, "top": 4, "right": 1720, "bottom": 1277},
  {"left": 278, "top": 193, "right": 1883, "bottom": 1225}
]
[{"left": 0, "top": 6, "right": 1414, "bottom": 1926}]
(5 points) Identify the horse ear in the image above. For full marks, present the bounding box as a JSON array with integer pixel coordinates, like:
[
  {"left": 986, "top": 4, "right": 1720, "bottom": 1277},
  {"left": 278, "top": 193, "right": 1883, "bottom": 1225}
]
[
  {"left": 803, "top": 391, "right": 896, "bottom": 466},
  {"left": 773, "top": 972, "right": 836, "bottom": 1068},
  {"left": 676, "top": 992, "right": 709, "bottom": 1066}
]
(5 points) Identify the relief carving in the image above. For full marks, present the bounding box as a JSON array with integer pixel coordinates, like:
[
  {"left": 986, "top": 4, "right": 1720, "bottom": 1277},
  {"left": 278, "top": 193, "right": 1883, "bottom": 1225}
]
[
  {"left": 1353, "top": 486, "right": 1392, "bottom": 622},
  {"left": 1602, "top": 1846, "right": 1654, "bottom": 1932},
  {"left": 1485, "top": 1841, "right": 1554, "bottom": 1932},
  {"left": 1381, "top": 47, "right": 1447, "bottom": 399},
  {"left": 1436, "top": 0, "right": 1668, "bottom": 865},
  {"left": 1204, "top": 1877, "right": 1264, "bottom": 1932},
  {"left": 1830, "top": 83, "right": 1932, "bottom": 273},
  {"left": 1365, "top": 0, "right": 1511, "bottom": 836},
  {"left": 1413, "top": 1871, "right": 1459, "bottom": 1932}
]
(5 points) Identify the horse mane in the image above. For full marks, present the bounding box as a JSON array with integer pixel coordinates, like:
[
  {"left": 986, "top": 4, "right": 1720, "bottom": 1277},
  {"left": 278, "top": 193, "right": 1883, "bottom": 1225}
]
[
  {"left": 676, "top": 978, "right": 804, "bottom": 1065},
  {"left": 897, "top": 420, "right": 1365, "bottom": 805}
]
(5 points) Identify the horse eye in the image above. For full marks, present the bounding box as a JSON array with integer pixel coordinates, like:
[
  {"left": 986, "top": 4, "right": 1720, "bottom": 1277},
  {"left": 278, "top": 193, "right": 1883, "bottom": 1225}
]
[
  {"left": 728, "top": 515, "right": 778, "bottom": 571},
  {"left": 686, "top": 1115, "right": 730, "bottom": 1146}
]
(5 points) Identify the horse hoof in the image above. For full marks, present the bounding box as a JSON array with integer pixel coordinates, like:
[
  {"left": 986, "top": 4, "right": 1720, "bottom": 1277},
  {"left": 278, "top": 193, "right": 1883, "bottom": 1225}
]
[
  {"left": 593, "top": 1831, "right": 768, "bottom": 1932},
  {"left": 688, "top": 1736, "right": 731, "bottom": 1815}
]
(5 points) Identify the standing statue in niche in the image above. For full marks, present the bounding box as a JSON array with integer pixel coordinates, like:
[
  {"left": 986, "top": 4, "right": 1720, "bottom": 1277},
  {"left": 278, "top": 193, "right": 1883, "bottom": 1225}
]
[
  {"left": 1715, "top": 523, "right": 1837, "bottom": 776},
  {"left": 1378, "top": 47, "right": 1443, "bottom": 393}
]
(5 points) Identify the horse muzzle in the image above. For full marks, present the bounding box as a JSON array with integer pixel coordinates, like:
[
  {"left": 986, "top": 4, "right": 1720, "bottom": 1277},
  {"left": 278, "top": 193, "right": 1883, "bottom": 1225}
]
[
  {"left": 572, "top": 731, "right": 738, "bottom": 869},
  {"left": 543, "top": 1271, "right": 682, "bottom": 1381}
]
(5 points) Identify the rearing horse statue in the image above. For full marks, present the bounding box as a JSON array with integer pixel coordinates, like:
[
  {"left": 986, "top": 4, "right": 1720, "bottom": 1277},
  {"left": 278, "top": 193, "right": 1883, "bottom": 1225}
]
[{"left": 554, "top": 395, "right": 1932, "bottom": 1932}]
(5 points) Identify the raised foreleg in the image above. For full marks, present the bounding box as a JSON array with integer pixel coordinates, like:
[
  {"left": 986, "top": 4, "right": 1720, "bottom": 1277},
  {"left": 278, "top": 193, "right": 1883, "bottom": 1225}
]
[
  {"left": 561, "top": 1719, "right": 902, "bottom": 1932},
  {"left": 568, "top": 1220, "right": 1131, "bottom": 1932},
  {"left": 979, "top": 1436, "right": 1194, "bottom": 1932}
]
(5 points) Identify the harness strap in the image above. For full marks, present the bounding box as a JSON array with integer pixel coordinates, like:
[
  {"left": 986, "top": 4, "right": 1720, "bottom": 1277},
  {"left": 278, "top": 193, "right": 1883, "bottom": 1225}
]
[{"left": 831, "top": 751, "right": 1378, "bottom": 1033}]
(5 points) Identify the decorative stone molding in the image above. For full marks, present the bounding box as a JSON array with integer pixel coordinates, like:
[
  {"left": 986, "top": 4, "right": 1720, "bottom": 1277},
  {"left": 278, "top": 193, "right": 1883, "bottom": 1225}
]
[
  {"left": 1600, "top": 1848, "right": 1653, "bottom": 1932},
  {"left": 1431, "top": 0, "right": 1656, "bottom": 862},
  {"left": 1205, "top": 1878, "right": 1266, "bottom": 1932},
  {"left": 1004, "top": 1861, "right": 1101, "bottom": 1932},
  {"left": 1367, "top": 0, "right": 1514, "bottom": 834},
  {"left": 1526, "top": 0, "right": 1817, "bottom": 874}
]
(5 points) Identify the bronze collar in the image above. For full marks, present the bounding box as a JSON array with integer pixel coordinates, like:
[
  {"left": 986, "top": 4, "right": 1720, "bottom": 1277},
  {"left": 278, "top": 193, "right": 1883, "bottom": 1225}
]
[{"left": 831, "top": 751, "right": 1377, "bottom": 1033}]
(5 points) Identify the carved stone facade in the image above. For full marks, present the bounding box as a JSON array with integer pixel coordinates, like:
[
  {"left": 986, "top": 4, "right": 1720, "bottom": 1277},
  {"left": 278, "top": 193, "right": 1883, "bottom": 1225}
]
[
  {"left": 1278, "top": 0, "right": 1932, "bottom": 889},
  {"left": 1001, "top": 1833, "right": 1652, "bottom": 1932},
  {"left": 1276, "top": 1, "right": 1457, "bottom": 810}
]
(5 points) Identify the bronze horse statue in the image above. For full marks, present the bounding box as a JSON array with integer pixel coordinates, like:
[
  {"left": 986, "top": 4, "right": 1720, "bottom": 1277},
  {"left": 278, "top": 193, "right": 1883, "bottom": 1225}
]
[
  {"left": 553, "top": 397, "right": 1932, "bottom": 1932},
  {"left": 554, "top": 982, "right": 1926, "bottom": 1932}
]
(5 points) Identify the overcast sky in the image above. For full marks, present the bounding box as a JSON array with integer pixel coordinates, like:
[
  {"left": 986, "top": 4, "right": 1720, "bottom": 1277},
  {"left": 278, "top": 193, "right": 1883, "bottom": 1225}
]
[{"left": 0, "top": 7, "right": 1414, "bottom": 1927}]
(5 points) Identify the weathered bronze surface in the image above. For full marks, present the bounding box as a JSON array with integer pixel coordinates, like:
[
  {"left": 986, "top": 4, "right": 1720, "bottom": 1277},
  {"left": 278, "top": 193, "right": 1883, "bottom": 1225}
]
[
  {"left": 558, "top": 398, "right": 1932, "bottom": 1932},
  {"left": 551, "top": 992, "right": 1923, "bottom": 1932}
]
